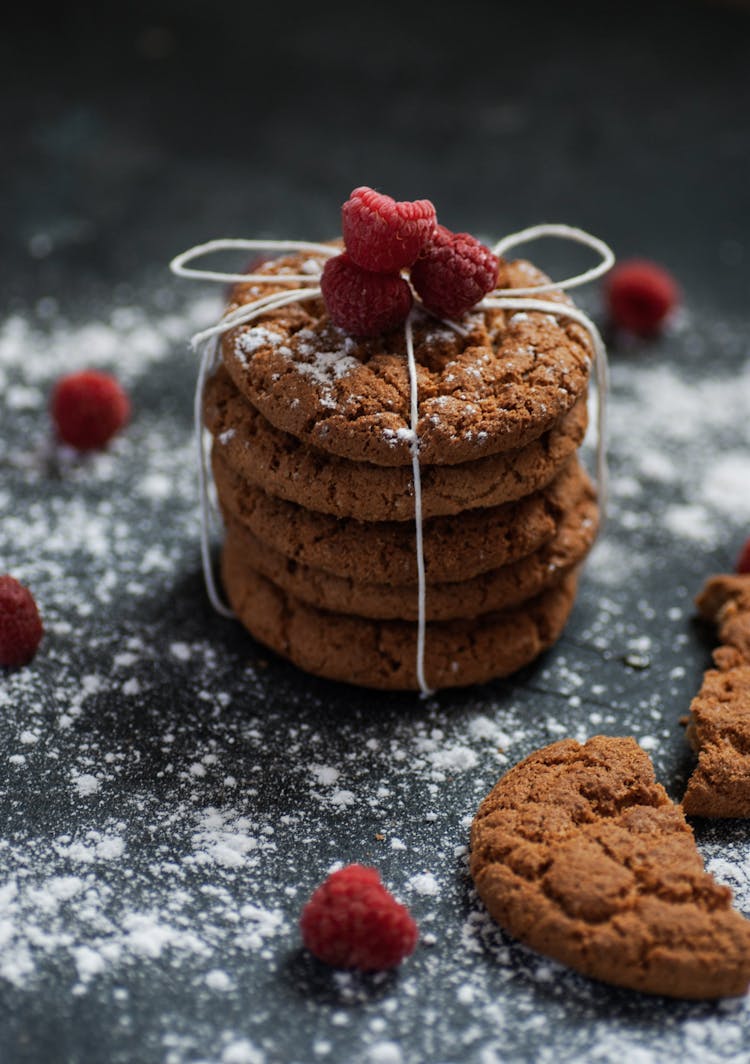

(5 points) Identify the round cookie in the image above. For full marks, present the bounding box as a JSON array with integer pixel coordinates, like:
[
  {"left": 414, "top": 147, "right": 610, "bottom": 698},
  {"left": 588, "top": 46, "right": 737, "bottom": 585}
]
[
  {"left": 204, "top": 367, "right": 589, "bottom": 521},
  {"left": 220, "top": 473, "right": 598, "bottom": 621},
  {"left": 220, "top": 252, "right": 592, "bottom": 467},
  {"left": 470, "top": 736, "right": 750, "bottom": 1000},
  {"left": 220, "top": 549, "right": 579, "bottom": 690},
  {"left": 213, "top": 453, "right": 587, "bottom": 585}
]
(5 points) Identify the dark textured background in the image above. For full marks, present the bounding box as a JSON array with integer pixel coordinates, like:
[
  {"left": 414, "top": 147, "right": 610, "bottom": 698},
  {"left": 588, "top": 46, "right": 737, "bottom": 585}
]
[
  {"left": 4, "top": 0, "right": 749, "bottom": 310},
  {"left": 2, "top": 2, "right": 750, "bottom": 1062}
]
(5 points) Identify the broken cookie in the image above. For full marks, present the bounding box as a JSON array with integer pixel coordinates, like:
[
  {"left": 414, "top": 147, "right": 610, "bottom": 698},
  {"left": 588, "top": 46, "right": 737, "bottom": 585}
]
[
  {"left": 682, "top": 573, "right": 750, "bottom": 817},
  {"left": 470, "top": 735, "right": 750, "bottom": 998}
]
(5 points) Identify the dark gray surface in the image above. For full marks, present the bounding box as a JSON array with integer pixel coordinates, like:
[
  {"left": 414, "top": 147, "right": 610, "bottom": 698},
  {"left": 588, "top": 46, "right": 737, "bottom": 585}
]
[{"left": 1, "top": 2, "right": 750, "bottom": 1062}]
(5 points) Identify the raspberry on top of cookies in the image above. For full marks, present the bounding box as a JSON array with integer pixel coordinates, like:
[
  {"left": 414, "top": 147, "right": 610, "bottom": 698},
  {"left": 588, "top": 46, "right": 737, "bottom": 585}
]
[{"left": 220, "top": 186, "right": 597, "bottom": 470}]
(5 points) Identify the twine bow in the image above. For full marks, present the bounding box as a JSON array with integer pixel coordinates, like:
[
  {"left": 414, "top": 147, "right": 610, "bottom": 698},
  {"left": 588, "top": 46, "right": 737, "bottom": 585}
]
[{"left": 170, "top": 224, "right": 614, "bottom": 696}]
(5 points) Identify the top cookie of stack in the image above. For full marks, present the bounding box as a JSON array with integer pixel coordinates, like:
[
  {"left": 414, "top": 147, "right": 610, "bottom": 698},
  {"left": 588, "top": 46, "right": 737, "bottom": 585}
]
[{"left": 206, "top": 188, "right": 599, "bottom": 690}]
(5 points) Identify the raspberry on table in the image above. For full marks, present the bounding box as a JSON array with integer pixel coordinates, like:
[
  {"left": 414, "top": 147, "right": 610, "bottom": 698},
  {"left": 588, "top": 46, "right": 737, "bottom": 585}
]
[
  {"left": 342, "top": 187, "right": 436, "bottom": 273},
  {"left": 321, "top": 253, "right": 413, "bottom": 337},
  {"left": 51, "top": 370, "right": 131, "bottom": 451},
  {"left": 605, "top": 259, "right": 679, "bottom": 336},
  {"left": 0, "top": 575, "right": 43, "bottom": 667},
  {"left": 410, "top": 225, "right": 499, "bottom": 320},
  {"left": 300, "top": 863, "right": 418, "bottom": 971},
  {"left": 737, "top": 537, "right": 750, "bottom": 575}
]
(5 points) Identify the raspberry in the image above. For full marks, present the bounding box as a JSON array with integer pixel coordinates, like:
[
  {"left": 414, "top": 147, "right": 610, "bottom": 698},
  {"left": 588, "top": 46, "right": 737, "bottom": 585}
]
[
  {"left": 342, "top": 186, "right": 436, "bottom": 273},
  {"left": 300, "top": 864, "right": 418, "bottom": 971},
  {"left": 321, "top": 253, "right": 413, "bottom": 337},
  {"left": 51, "top": 370, "right": 130, "bottom": 450},
  {"left": 606, "top": 259, "right": 679, "bottom": 336},
  {"left": 0, "top": 576, "right": 43, "bottom": 667},
  {"left": 411, "top": 225, "right": 499, "bottom": 319},
  {"left": 737, "top": 537, "right": 750, "bottom": 575}
]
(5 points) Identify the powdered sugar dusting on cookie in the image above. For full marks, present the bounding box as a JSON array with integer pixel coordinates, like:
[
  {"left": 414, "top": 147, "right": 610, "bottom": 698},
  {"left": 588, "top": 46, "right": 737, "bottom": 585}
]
[
  {"left": 294, "top": 346, "right": 361, "bottom": 387},
  {"left": 217, "top": 252, "right": 593, "bottom": 468},
  {"left": 233, "top": 325, "right": 289, "bottom": 365}
]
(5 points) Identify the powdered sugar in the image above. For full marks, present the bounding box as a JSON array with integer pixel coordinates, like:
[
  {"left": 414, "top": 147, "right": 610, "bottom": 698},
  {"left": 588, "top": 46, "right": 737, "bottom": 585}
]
[
  {"left": 406, "top": 872, "right": 440, "bottom": 897},
  {"left": 72, "top": 771, "right": 102, "bottom": 796},
  {"left": 233, "top": 326, "right": 287, "bottom": 363}
]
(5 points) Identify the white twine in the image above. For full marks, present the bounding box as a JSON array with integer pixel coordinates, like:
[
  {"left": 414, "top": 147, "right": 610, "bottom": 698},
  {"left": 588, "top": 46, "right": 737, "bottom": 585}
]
[
  {"left": 404, "top": 310, "right": 432, "bottom": 696},
  {"left": 170, "top": 226, "right": 614, "bottom": 696},
  {"left": 492, "top": 224, "right": 615, "bottom": 294},
  {"left": 194, "top": 333, "right": 233, "bottom": 618},
  {"left": 171, "top": 237, "right": 338, "bottom": 284}
]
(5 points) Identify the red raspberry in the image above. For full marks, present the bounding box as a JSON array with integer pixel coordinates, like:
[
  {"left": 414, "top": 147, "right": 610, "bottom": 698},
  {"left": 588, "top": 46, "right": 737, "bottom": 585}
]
[
  {"left": 300, "top": 864, "right": 418, "bottom": 971},
  {"left": 737, "top": 537, "right": 750, "bottom": 575},
  {"left": 51, "top": 370, "right": 130, "bottom": 451},
  {"left": 342, "top": 186, "right": 436, "bottom": 273},
  {"left": 321, "top": 253, "right": 413, "bottom": 337},
  {"left": 606, "top": 259, "right": 679, "bottom": 336},
  {"left": 0, "top": 576, "right": 43, "bottom": 667},
  {"left": 411, "top": 225, "right": 499, "bottom": 320}
]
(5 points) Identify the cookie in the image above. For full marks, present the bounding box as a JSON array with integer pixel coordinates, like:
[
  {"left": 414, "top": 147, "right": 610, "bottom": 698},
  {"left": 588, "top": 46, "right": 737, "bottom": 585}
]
[
  {"left": 680, "top": 574, "right": 750, "bottom": 817},
  {"left": 682, "top": 646, "right": 750, "bottom": 817},
  {"left": 220, "top": 252, "right": 592, "bottom": 466},
  {"left": 696, "top": 573, "right": 750, "bottom": 662},
  {"left": 219, "top": 550, "right": 579, "bottom": 690},
  {"left": 204, "top": 367, "right": 589, "bottom": 521},
  {"left": 213, "top": 453, "right": 586, "bottom": 585},
  {"left": 470, "top": 736, "right": 750, "bottom": 999},
  {"left": 220, "top": 472, "right": 597, "bottom": 620}
]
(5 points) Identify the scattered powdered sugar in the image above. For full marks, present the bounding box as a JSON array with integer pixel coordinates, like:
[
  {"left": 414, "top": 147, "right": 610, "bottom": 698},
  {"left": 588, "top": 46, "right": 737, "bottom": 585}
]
[
  {"left": 367, "top": 1042, "right": 404, "bottom": 1064},
  {"left": 219, "top": 1041, "right": 264, "bottom": 1064},
  {"left": 72, "top": 771, "right": 102, "bottom": 796},
  {"left": 205, "top": 968, "right": 234, "bottom": 991},
  {"left": 189, "top": 807, "right": 274, "bottom": 870},
  {"left": 701, "top": 452, "right": 750, "bottom": 520},
  {"left": 406, "top": 872, "right": 440, "bottom": 897},
  {"left": 601, "top": 323, "right": 750, "bottom": 557},
  {"left": 1, "top": 286, "right": 749, "bottom": 1061},
  {"left": 310, "top": 764, "right": 340, "bottom": 786}
]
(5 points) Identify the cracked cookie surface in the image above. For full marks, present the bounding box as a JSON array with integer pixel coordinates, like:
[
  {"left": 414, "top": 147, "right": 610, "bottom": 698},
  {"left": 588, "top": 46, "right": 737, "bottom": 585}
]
[
  {"left": 220, "top": 471, "right": 597, "bottom": 621},
  {"left": 219, "top": 553, "right": 578, "bottom": 690},
  {"left": 213, "top": 454, "right": 585, "bottom": 585},
  {"left": 220, "top": 253, "right": 592, "bottom": 467},
  {"left": 470, "top": 735, "right": 750, "bottom": 999},
  {"left": 204, "top": 367, "right": 589, "bottom": 521}
]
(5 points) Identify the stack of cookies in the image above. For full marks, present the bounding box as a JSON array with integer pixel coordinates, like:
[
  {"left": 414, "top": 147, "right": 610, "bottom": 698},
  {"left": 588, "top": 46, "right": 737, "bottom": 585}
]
[{"left": 203, "top": 251, "right": 598, "bottom": 690}]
